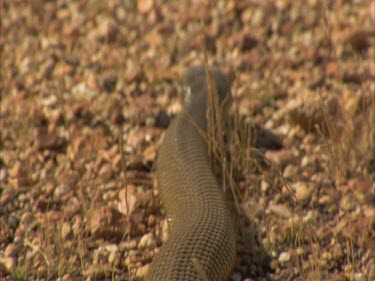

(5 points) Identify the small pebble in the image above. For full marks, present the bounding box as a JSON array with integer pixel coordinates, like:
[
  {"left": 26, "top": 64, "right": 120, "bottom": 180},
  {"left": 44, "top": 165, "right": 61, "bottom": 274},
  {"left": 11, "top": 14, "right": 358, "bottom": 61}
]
[
  {"left": 138, "top": 233, "right": 155, "bottom": 249},
  {"left": 293, "top": 182, "right": 311, "bottom": 203},
  {"left": 340, "top": 194, "right": 357, "bottom": 212},
  {"left": 102, "top": 75, "right": 117, "bottom": 92},
  {"left": 268, "top": 204, "right": 291, "bottom": 219},
  {"left": 136, "top": 264, "right": 150, "bottom": 279},
  {"left": 283, "top": 164, "right": 298, "bottom": 179},
  {"left": 0, "top": 257, "right": 15, "bottom": 272},
  {"left": 260, "top": 180, "right": 270, "bottom": 192},
  {"left": 354, "top": 272, "right": 366, "bottom": 281},
  {"left": 155, "top": 110, "right": 170, "bottom": 128},
  {"left": 278, "top": 252, "right": 291, "bottom": 263},
  {"left": 4, "top": 243, "right": 19, "bottom": 257}
]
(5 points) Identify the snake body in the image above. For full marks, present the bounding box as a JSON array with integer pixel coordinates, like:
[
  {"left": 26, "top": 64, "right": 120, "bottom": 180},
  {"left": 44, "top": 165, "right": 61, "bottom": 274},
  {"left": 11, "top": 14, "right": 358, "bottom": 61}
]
[{"left": 147, "top": 66, "right": 236, "bottom": 280}]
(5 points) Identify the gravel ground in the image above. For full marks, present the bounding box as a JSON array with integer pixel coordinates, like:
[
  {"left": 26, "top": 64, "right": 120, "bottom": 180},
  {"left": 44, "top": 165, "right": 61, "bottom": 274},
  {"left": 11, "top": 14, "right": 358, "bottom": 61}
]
[{"left": 1, "top": 1, "right": 374, "bottom": 280}]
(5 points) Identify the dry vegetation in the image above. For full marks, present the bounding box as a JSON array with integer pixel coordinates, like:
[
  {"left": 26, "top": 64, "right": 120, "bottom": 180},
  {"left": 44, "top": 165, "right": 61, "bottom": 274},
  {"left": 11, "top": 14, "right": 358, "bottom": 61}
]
[{"left": 1, "top": 0, "right": 374, "bottom": 280}]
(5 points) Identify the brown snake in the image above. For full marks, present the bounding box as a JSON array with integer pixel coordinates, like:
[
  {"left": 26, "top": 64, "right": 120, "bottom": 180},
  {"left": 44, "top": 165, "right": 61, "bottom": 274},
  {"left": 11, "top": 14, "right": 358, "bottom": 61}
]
[{"left": 147, "top": 66, "right": 236, "bottom": 280}]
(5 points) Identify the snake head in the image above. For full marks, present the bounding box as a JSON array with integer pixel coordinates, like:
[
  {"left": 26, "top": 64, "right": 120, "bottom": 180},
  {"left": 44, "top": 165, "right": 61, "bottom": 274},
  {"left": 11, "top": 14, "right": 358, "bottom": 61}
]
[{"left": 182, "top": 66, "right": 231, "bottom": 111}]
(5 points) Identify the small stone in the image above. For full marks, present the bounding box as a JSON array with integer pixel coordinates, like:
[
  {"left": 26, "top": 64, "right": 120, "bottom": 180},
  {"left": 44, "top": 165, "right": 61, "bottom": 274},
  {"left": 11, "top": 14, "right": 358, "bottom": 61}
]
[
  {"left": 242, "top": 199, "right": 265, "bottom": 220},
  {"left": 98, "top": 163, "right": 113, "bottom": 178},
  {"left": 117, "top": 193, "right": 137, "bottom": 216},
  {"left": 283, "top": 164, "right": 298, "bottom": 179},
  {"left": 321, "top": 251, "right": 332, "bottom": 261},
  {"left": 241, "top": 34, "right": 258, "bottom": 51},
  {"left": 38, "top": 57, "right": 56, "bottom": 79},
  {"left": 295, "top": 247, "right": 304, "bottom": 256},
  {"left": 72, "top": 82, "right": 96, "bottom": 97},
  {"left": 349, "top": 177, "right": 373, "bottom": 204},
  {"left": 370, "top": 2, "right": 375, "bottom": 22},
  {"left": 278, "top": 251, "right": 291, "bottom": 263},
  {"left": 340, "top": 194, "right": 357, "bottom": 212},
  {"left": 268, "top": 204, "right": 291, "bottom": 219},
  {"left": 137, "top": 0, "right": 154, "bottom": 14},
  {"left": 154, "top": 110, "right": 170, "bottom": 128},
  {"left": 354, "top": 272, "right": 366, "bottom": 281},
  {"left": 260, "top": 180, "right": 270, "bottom": 193},
  {"left": 129, "top": 239, "right": 138, "bottom": 249},
  {"left": 348, "top": 30, "right": 369, "bottom": 52},
  {"left": 90, "top": 206, "right": 126, "bottom": 240},
  {"left": 4, "top": 243, "right": 19, "bottom": 257},
  {"left": 332, "top": 243, "right": 343, "bottom": 261},
  {"left": 0, "top": 191, "right": 10, "bottom": 205},
  {"left": 319, "top": 195, "right": 332, "bottom": 205},
  {"left": 61, "top": 274, "right": 71, "bottom": 281},
  {"left": 102, "top": 75, "right": 117, "bottom": 92},
  {"left": 105, "top": 244, "right": 118, "bottom": 253},
  {"left": 54, "top": 184, "right": 71, "bottom": 200},
  {"left": 136, "top": 264, "right": 150, "bottom": 279},
  {"left": 0, "top": 169, "right": 8, "bottom": 183},
  {"left": 108, "top": 251, "right": 117, "bottom": 264},
  {"left": 127, "top": 129, "right": 145, "bottom": 148},
  {"left": 231, "top": 32, "right": 258, "bottom": 52},
  {"left": 168, "top": 101, "right": 181, "bottom": 116},
  {"left": 303, "top": 210, "right": 317, "bottom": 222},
  {"left": 66, "top": 196, "right": 80, "bottom": 213},
  {"left": 265, "top": 149, "right": 294, "bottom": 170},
  {"left": 0, "top": 257, "right": 15, "bottom": 272},
  {"left": 270, "top": 259, "right": 279, "bottom": 270},
  {"left": 147, "top": 214, "right": 156, "bottom": 226},
  {"left": 97, "top": 19, "right": 118, "bottom": 42},
  {"left": 138, "top": 233, "right": 155, "bottom": 249},
  {"left": 301, "top": 155, "right": 314, "bottom": 168},
  {"left": 19, "top": 57, "right": 32, "bottom": 75},
  {"left": 9, "top": 161, "right": 26, "bottom": 178},
  {"left": 61, "top": 222, "right": 71, "bottom": 240},
  {"left": 143, "top": 144, "right": 157, "bottom": 162},
  {"left": 123, "top": 104, "right": 140, "bottom": 120},
  {"left": 293, "top": 182, "right": 311, "bottom": 203},
  {"left": 286, "top": 92, "right": 341, "bottom": 133},
  {"left": 363, "top": 205, "right": 375, "bottom": 218},
  {"left": 20, "top": 212, "right": 34, "bottom": 229}
]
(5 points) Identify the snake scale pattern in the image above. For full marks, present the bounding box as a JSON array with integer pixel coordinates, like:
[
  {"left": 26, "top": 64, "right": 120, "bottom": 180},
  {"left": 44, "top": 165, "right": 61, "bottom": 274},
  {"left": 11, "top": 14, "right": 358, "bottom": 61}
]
[{"left": 147, "top": 66, "right": 236, "bottom": 280}]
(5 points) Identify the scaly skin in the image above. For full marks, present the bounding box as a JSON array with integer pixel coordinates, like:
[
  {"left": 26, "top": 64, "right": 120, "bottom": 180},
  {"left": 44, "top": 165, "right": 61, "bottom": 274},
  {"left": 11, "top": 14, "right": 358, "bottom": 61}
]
[{"left": 147, "top": 66, "right": 236, "bottom": 281}]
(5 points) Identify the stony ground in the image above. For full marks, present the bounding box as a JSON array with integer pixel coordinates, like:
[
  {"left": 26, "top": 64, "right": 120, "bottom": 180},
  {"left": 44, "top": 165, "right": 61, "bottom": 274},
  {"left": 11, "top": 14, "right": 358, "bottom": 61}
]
[{"left": 1, "top": 1, "right": 374, "bottom": 280}]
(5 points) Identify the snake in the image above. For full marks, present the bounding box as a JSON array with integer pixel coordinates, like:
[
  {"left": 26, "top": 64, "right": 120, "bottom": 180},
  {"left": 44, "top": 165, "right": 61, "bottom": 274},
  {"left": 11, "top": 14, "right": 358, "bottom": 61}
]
[{"left": 147, "top": 66, "right": 236, "bottom": 280}]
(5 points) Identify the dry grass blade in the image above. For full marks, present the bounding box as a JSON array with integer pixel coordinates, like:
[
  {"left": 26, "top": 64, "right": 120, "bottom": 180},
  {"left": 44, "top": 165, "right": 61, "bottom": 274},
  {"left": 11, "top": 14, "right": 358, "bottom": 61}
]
[
  {"left": 119, "top": 125, "right": 134, "bottom": 281},
  {"left": 316, "top": 91, "right": 345, "bottom": 184},
  {"left": 319, "top": 0, "right": 342, "bottom": 80},
  {"left": 198, "top": 25, "right": 245, "bottom": 228},
  {"left": 24, "top": 238, "right": 50, "bottom": 268},
  {"left": 200, "top": 22, "right": 226, "bottom": 170}
]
